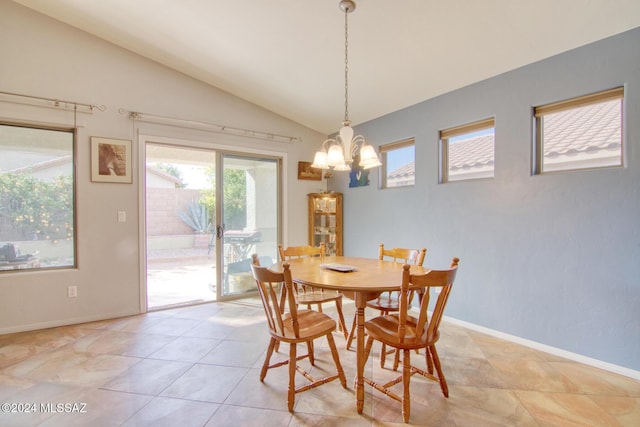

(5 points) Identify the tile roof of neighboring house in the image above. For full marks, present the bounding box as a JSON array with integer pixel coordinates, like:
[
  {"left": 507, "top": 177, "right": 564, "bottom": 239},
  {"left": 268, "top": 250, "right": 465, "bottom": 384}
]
[
  {"left": 387, "top": 99, "right": 621, "bottom": 178},
  {"left": 542, "top": 99, "right": 621, "bottom": 157},
  {"left": 9, "top": 155, "right": 72, "bottom": 174},
  {"left": 387, "top": 161, "right": 415, "bottom": 180},
  {"left": 147, "top": 166, "right": 183, "bottom": 185},
  {"left": 7, "top": 158, "right": 182, "bottom": 186},
  {"left": 449, "top": 134, "right": 495, "bottom": 172}
]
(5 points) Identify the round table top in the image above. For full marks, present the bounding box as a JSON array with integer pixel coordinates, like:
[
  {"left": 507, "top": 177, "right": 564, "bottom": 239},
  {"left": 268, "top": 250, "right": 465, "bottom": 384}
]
[{"left": 273, "top": 255, "right": 429, "bottom": 293}]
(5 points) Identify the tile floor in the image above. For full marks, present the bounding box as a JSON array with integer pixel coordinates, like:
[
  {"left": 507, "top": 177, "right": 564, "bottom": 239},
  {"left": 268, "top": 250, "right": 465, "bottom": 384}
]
[{"left": 1, "top": 299, "right": 639, "bottom": 426}]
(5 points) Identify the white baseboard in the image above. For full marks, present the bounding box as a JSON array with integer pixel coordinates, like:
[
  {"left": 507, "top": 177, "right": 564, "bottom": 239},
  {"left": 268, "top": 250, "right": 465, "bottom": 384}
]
[{"left": 443, "top": 315, "right": 640, "bottom": 381}]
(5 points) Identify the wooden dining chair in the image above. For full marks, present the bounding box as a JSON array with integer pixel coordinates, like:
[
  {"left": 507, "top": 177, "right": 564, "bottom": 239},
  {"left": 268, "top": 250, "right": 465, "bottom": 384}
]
[
  {"left": 346, "top": 244, "right": 427, "bottom": 368},
  {"left": 278, "top": 243, "right": 348, "bottom": 339},
  {"left": 250, "top": 255, "right": 347, "bottom": 412},
  {"left": 362, "top": 257, "right": 459, "bottom": 423}
]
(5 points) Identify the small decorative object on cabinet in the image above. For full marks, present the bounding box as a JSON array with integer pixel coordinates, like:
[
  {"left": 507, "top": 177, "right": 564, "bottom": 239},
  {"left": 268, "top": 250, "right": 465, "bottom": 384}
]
[{"left": 308, "top": 192, "right": 343, "bottom": 256}]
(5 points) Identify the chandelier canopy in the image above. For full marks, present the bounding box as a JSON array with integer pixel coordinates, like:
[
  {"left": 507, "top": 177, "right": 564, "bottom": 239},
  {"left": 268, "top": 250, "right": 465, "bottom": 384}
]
[{"left": 311, "top": 0, "right": 381, "bottom": 171}]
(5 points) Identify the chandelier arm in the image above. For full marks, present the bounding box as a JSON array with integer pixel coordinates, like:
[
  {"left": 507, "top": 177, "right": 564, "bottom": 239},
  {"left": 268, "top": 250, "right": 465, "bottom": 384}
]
[
  {"left": 351, "top": 135, "right": 365, "bottom": 155},
  {"left": 322, "top": 137, "right": 338, "bottom": 150}
]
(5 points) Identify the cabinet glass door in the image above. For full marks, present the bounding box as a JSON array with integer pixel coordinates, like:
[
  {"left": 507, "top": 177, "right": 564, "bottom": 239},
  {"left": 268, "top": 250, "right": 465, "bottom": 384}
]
[{"left": 309, "top": 193, "right": 342, "bottom": 256}]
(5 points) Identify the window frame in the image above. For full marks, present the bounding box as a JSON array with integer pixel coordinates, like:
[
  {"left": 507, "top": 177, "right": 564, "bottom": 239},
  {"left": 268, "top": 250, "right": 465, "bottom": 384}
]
[
  {"left": 379, "top": 137, "right": 415, "bottom": 189},
  {"left": 440, "top": 117, "right": 495, "bottom": 183},
  {"left": 0, "top": 121, "right": 77, "bottom": 273},
  {"left": 533, "top": 87, "right": 624, "bottom": 174}
]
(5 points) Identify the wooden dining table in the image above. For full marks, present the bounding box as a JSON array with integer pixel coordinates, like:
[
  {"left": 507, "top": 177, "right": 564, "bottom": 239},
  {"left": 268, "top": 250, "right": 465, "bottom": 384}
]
[{"left": 272, "top": 255, "right": 429, "bottom": 413}]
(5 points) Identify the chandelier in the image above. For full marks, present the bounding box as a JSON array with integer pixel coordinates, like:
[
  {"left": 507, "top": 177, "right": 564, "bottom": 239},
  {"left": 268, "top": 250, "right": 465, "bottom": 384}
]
[{"left": 311, "top": 0, "right": 381, "bottom": 171}]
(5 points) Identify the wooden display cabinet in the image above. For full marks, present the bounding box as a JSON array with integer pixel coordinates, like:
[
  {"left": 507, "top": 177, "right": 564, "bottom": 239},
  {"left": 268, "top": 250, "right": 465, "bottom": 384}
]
[{"left": 308, "top": 192, "right": 343, "bottom": 256}]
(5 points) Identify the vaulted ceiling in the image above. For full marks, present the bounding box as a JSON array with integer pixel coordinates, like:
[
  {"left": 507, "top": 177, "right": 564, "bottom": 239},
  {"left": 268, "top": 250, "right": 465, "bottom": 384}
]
[{"left": 12, "top": 0, "right": 640, "bottom": 134}]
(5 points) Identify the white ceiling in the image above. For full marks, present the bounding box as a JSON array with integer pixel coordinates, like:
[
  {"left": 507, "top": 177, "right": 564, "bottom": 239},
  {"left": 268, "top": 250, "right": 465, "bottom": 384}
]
[{"left": 12, "top": 0, "right": 640, "bottom": 134}]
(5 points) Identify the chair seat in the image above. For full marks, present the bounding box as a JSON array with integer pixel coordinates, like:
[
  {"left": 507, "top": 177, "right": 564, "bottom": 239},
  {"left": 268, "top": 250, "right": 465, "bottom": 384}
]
[
  {"left": 296, "top": 290, "right": 343, "bottom": 305},
  {"left": 365, "top": 314, "right": 439, "bottom": 350},
  {"left": 278, "top": 310, "right": 337, "bottom": 342},
  {"left": 366, "top": 295, "right": 400, "bottom": 312}
]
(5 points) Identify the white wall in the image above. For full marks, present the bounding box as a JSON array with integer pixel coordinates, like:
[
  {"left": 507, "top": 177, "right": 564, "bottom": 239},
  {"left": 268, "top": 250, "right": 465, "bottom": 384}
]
[
  {"left": 0, "top": 1, "right": 324, "bottom": 332},
  {"left": 332, "top": 27, "right": 640, "bottom": 373}
]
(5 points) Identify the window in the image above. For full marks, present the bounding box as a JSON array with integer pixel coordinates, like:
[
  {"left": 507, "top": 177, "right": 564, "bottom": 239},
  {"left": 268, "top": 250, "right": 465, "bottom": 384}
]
[
  {"left": 440, "top": 118, "right": 495, "bottom": 182},
  {"left": 380, "top": 138, "right": 415, "bottom": 188},
  {"left": 534, "top": 87, "right": 623, "bottom": 173},
  {"left": 0, "top": 123, "right": 76, "bottom": 272}
]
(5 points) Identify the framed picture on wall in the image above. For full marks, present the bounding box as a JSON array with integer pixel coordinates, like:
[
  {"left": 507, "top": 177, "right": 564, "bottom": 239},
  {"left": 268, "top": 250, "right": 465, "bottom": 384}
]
[
  {"left": 90, "top": 137, "right": 132, "bottom": 183},
  {"left": 297, "top": 161, "right": 322, "bottom": 181},
  {"left": 349, "top": 154, "right": 370, "bottom": 187}
]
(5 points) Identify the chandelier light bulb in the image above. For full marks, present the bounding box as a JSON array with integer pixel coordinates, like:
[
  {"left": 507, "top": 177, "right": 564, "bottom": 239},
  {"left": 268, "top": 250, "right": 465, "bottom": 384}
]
[
  {"left": 327, "top": 144, "right": 345, "bottom": 167},
  {"left": 311, "top": 150, "right": 329, "bottom": 170}
]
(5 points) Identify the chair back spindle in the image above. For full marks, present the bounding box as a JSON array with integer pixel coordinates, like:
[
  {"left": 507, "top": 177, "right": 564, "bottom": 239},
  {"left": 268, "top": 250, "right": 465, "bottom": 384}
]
[
  {"left": 378, "top": 243, "right": 426, "bottom": 266},
  {"left": 278, "top": 242, "right": 325, "bottom": 260},
  {"left": 251, "top": 255, "right": 300, "bottom": 339},
  {"left": 402, "top": 257, "right": 459, "bottom": 344}
]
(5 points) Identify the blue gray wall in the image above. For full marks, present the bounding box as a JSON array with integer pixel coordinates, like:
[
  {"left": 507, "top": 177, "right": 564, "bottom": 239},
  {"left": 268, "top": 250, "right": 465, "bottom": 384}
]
[{"left": 332, "top": 27, "right": 640, "bottom": 372}]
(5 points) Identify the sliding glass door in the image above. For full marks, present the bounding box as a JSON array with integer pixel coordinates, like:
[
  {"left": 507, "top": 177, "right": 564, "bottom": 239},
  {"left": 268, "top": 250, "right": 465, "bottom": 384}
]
[
  {"left": 145, "top": 141, "right": 280, "bottom": 308},
  {"left": 145, "top": 144, "right": 217, "bottom": 309},
  {"left": 218, "top": 154, "right": 279, "bottom": 299}
]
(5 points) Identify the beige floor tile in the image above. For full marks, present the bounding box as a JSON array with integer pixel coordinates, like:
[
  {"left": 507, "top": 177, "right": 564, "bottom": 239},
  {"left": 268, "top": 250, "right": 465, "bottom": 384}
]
[
  {"left": 72, "top": 330, "right": 175, "bottom": 357},
  {"left": 50, "top": 354, "right": 142, "bottom": 388},
  {"left": 470, "top": 331, "right": 548, "bottom": 362},
  {"left": 515, "top": 389, "right": 623, "bottom": 427},
  {"left": 205, "top": 404, "right": 291, "bottom": 427},
  {"left": 148, "top": 336, "right": 222, "bottom": 362},
  {"left": 182, "top": 320, "right": 234, "bottom": 340},
  {"left": 121, "top": 396, "right": 218, "bottom": 427},
  {"left": 39, "top": 389, "right": 153, "bottom": 427},
  {"left": 159, "top": 363, "right": 247, "bottom": 403},
  {"left": 199, "top": 339, "right": 268, "bottom": 367},
  {"left": 549, "top": 361, "right": 640, "bottom": 397},
  {"left": 135, "top": 317, "right": 201, "bottom": 337},
  {"left": 2, "top": 346, "right": 139, "bottom": 387},
  {"left": 0, "top": 326, "right": 95, "bottom": 370},
  {"left": 488, "top": 358, "right": 580, "bottom": 393},
  {"left": 102, "top": 358, "right": 192, "bottom": 395},
  {"left": 81, "top": 311, "right": 175, "bottom": 333},
  {"left": 225, "top": 367, "right": 295, "bottom": 411},
  {"left": 289, "top": 411, "right": 372, "bottom": 426},
  {"left": 589, "top": 395, "right": 640, "bottom": 426},
  {"left": 1, "top": 299, "right": 638, "bottom": 426}
]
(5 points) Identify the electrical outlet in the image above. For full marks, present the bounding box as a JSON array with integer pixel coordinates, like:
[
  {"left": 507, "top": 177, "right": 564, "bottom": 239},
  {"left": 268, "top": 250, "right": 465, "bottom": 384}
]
[{"left": 68, "top": 285, "right": 77, "bottom": 298}]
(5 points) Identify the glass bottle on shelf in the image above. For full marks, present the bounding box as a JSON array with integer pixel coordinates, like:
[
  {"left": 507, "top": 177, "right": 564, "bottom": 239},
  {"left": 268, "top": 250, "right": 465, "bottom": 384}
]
[{"left": 308, "top": 192, "right": 342, "bottom": 256}]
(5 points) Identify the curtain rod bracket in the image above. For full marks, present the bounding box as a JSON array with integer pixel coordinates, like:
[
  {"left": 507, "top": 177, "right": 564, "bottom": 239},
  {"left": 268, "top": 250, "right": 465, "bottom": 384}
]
[{"left": 0, "top": 91, "right": 105, "bottom": 113}]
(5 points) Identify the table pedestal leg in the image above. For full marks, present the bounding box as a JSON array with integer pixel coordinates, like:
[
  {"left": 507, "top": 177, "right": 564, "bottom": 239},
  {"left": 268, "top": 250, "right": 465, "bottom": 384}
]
[{"left": 355, "top": 294, "right": 366, "bottom": 414}]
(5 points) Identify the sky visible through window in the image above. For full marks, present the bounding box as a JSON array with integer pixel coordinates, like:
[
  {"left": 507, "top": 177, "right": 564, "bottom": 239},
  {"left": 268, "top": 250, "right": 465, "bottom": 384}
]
[
  {"left": 450, "top": 128, "right": 494, "bottom": 143},
  {"left": 386, "top": 145, "right": 414, "bottom": 172}
]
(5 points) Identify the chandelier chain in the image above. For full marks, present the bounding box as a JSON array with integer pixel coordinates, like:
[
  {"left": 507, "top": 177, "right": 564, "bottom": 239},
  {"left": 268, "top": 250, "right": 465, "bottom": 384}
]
[
  {"left": 344, "top": 8, "right": 350, "bottom": 124},
  {"left": 310, "top": 1, "right": 382, "bottom": 171}
]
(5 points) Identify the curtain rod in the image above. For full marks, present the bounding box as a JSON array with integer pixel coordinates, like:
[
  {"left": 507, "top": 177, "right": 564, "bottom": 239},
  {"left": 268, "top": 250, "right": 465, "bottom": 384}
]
[
  {"left": 0, "top": 91, "right": 106, "bottom": 113},
  {"left": 119, "top": 108, "right": 302, "bottom": 144}
]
